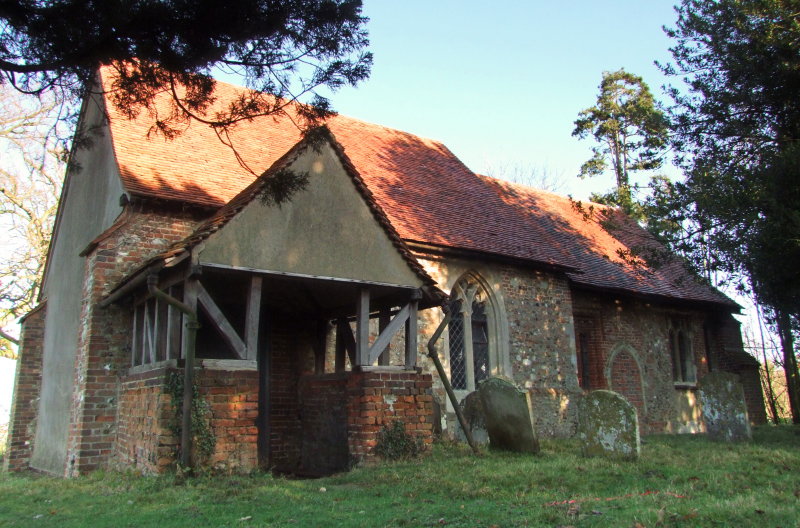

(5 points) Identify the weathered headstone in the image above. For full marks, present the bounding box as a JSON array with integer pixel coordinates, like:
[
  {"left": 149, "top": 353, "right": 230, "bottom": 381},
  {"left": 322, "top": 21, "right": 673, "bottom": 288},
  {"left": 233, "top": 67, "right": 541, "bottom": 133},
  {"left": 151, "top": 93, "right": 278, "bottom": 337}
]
[
  {"left": 577, "top": 390, "right": 640, "bottom": 460},
  {"left": 698, "top": 372, "right": 752, "bottom": 442},
  {"left": 478, "top": 377, "right": 540, "bottom": 453},
  {"left": 454, "top": 391, "right": 489, "bottom": 446}
]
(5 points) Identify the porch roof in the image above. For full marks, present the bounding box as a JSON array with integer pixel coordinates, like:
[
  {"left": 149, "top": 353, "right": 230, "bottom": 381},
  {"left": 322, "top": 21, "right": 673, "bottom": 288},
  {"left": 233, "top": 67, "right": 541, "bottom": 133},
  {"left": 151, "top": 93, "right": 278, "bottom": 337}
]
[{"left": 103, "top": 128, "right": 444, "bottom": 309}]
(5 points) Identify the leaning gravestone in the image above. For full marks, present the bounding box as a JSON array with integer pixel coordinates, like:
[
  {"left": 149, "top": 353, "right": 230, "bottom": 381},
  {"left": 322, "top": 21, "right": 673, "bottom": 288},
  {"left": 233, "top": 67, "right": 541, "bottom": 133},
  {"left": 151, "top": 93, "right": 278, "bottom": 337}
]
[
  {"left": 577, "top": 390, "right": 640, "bottom": 460},
  {"left": 478, "top": 377, "right": 540, "bottom": 453},
  {"left": 455, "top": 391, "right": 489, "bottom": 446},
  {"left": 698, "top": 372, "right": 752, "bottom": 442}
]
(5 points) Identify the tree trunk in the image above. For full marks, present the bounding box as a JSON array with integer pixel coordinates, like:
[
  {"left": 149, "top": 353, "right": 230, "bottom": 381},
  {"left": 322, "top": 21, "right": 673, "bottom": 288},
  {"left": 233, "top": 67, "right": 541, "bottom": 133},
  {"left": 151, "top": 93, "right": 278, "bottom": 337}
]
[
  {"left": 776, "top": 310, "right": 800, "bottom": 424},
  {"left": 757, "top": 306, "right": 782, "bottom": 423}
]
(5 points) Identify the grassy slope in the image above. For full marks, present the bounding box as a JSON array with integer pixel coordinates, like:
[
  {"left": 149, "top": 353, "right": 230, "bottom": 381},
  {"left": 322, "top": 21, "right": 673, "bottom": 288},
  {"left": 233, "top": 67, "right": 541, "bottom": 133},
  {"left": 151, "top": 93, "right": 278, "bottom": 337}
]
[{"left": 0, "top": 426, "right": 798, "bottom": 528}]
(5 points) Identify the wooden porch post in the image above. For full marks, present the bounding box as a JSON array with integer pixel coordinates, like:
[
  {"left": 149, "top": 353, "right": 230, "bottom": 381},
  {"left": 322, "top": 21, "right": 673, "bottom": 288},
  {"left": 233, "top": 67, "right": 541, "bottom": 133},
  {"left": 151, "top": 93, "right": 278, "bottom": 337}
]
[
  {"left": 356, "top": 288, "right": 370, "bottom": 366},
  {"left": 181, "top": 278, "right": 199, "bottom": 360},
  {"left": 245, "top": 276, "right": 263, "bottom": 361},
  {"left": 378, "top": 308, "right": 391, "bottom": 366},
  {"left": 405, "top": 290, "right": 422, "bottom": 369}
]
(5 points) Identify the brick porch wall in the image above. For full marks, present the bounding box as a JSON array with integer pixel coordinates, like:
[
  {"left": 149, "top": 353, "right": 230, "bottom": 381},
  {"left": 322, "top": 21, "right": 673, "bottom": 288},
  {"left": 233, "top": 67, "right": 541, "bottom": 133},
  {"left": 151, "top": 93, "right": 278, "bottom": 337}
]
[
  {"left": 3, "top": 303, "right": 46, "bottom": 472},
  {"left": 346, "top": 370, "right": 434, "bottom": 463},
  {"left": 198, "top": 368, "right": 259, "bottom": 472},
  {"left": 115, "top": 365, "right": 259, "bottom": 474},
  {"left": 116, "top": 367, "right": 176, "bottom": 473}
]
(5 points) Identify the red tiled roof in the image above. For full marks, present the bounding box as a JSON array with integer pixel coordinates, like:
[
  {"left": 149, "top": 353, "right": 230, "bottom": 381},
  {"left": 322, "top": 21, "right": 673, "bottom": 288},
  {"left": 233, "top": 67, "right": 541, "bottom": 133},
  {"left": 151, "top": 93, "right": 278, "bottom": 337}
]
[
  {"left": 480, "top": 178, "right": 735, "bottom": 306},
  {"left": 100, "top": 71, "right": 735, "bottom": 308}
]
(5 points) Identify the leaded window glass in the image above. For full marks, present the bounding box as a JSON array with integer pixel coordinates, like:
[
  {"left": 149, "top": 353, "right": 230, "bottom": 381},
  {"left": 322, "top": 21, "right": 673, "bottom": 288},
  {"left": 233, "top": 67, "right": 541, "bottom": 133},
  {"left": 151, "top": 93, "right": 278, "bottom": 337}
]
[
  {"left": 447, "top": 275, "right": 497, "bottom": 392},
  {"left": 472, "top": 301, "right": 489, "bottom": 385},
  {"left": 448, "top": 299, "right": 467, "bottom": 390}
]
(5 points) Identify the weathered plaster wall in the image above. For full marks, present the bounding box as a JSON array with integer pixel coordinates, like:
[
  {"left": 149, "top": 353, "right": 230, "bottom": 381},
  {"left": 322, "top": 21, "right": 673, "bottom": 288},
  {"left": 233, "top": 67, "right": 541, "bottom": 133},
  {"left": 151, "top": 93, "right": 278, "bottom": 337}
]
[
  {"left": 32, "top": 96, "right": 125, "bottom": 474},
  {"left": 200, "top": 144, "right": 423, "bottom": 288}
]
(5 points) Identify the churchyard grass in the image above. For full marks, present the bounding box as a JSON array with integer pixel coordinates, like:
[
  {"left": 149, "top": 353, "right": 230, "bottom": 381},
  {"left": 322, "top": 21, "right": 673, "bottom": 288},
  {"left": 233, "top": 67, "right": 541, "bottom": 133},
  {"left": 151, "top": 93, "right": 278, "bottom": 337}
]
[{"left": 0, "top": 426, "right": 797, "bottom": 527}]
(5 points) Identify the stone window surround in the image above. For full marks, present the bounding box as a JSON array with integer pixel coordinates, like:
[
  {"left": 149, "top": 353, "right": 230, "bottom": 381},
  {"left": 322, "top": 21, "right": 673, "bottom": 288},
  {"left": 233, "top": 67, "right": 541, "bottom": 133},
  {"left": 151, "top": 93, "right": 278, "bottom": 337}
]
[
  {"left": 444, "top": 271, "right": 510, "bottom": 397},
  {"left": 669, "top": 319, "right": 697, "bottom": 388}
]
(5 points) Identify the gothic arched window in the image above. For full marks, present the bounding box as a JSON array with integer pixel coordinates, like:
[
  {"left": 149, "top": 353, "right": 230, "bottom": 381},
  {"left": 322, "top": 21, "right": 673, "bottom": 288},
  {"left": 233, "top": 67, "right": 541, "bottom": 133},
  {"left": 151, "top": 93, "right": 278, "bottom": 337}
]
[
  {"left": 447, "top": 273, "right": 506, "bottom": 392},
  {"left": 669, "top": 320, "right": 696, "bottom": 384}
]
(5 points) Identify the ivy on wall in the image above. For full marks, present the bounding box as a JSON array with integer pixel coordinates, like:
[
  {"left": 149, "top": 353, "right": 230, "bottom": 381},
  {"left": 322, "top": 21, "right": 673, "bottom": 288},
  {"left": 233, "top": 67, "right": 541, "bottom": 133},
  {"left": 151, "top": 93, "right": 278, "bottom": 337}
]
[{"left": 165, "top": 371, "right": 216, "bottom": 466}]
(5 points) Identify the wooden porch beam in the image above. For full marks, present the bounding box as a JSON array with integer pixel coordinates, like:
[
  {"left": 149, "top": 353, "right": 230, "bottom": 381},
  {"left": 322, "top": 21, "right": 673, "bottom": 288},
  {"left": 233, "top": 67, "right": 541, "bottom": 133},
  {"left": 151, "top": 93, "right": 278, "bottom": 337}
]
[
  {"left": 131, "top": 305, "right": 140, "bottom": 367},
  {"left": 368, "top": 303, "right": 410, "bottom": 365},
  {"left": 197, "top": 282, "right": 247, "bottom": 360}
]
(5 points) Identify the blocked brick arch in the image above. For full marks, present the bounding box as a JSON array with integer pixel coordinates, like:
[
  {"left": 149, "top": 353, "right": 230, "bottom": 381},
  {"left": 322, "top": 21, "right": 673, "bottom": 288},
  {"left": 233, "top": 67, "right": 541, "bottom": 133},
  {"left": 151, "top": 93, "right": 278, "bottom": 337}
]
[{"left": 605, "top": 344, "right": 646, "bottom": 417}]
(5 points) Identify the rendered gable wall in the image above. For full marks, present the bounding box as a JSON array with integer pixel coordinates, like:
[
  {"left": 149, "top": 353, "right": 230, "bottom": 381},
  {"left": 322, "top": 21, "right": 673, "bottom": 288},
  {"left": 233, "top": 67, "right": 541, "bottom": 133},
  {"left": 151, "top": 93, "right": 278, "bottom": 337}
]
[
  {"left": 31, "top": 96, "right": 125, "bottom": 475},
  {"left": 199, "top": 143, "right": 424, "bottom": 288}
]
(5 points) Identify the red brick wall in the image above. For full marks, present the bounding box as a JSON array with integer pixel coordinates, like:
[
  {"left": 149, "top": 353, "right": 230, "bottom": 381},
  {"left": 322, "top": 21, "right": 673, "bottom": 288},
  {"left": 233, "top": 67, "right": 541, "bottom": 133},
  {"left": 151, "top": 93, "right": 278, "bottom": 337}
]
[
  {"left": 608, "top": 349, "right": 645, "bottom": 417},
  {"left": 4, "top": 303, "right": 46, "bottom": 472},
  {"left": 116, "top": 368, "right": 176, "bottom": 473},
  {"left": 66, "top": 206, "right": 202, "bottom": 475},
  {"left": 115, "top": 366, "right": 260, "bottom": 473},
  {"left": 197, "top": 368, "right": 259, "bottom": 472},
  {"left": 574, "top": 316, "right": 606, "bottom": 390},
  {"left": 346, "top": 370, "right": 434, "bottom": 463}
]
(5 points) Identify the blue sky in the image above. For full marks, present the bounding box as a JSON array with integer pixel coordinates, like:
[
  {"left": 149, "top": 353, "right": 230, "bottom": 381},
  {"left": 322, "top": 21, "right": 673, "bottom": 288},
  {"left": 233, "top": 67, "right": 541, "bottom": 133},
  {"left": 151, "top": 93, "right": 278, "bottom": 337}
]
[{"left": 317, "top": 1, "right": 682, "bottom": 199}]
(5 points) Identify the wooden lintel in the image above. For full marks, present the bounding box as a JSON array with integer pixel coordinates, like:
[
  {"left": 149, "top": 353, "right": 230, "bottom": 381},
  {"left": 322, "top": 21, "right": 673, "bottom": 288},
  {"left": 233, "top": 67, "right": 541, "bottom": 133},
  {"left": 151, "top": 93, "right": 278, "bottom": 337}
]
[
  {"left": 200, "top": 261, "right": 418, "bottom": 291},
  {"left": 197, "top": 282, "right": 247, "bottom": 359},
  {"left": 405, "top": 299, "right": 419, "bottom": 369},
  {"left": 355, "top": 288, "right": 370, "bottom": 366},
  {"left": 368, "top": 304, "right": 410, "bottom": 365},
  {"left": 245, "top": 276, "right": 263, "bottom": 361}
]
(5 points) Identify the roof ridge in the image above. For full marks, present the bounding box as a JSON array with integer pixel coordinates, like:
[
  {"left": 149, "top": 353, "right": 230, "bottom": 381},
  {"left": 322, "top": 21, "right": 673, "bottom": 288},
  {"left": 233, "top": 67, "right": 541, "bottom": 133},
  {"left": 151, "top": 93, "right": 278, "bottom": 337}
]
[
  {"left": 100, "top": 66, "right": 451, "bottom": 154},
  {"left": 203, "top": 73, "right": 452, "bottom": 149},
  {"left": 476, "top": 173, "right": 612, "bottom": 210}
]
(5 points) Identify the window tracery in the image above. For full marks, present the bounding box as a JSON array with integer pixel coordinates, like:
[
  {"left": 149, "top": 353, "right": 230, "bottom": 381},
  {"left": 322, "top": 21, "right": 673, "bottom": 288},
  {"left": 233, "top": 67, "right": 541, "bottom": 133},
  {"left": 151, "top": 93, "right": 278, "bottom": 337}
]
[{"left": 447, "top": 273, "right": 504, "bottom": 392}]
